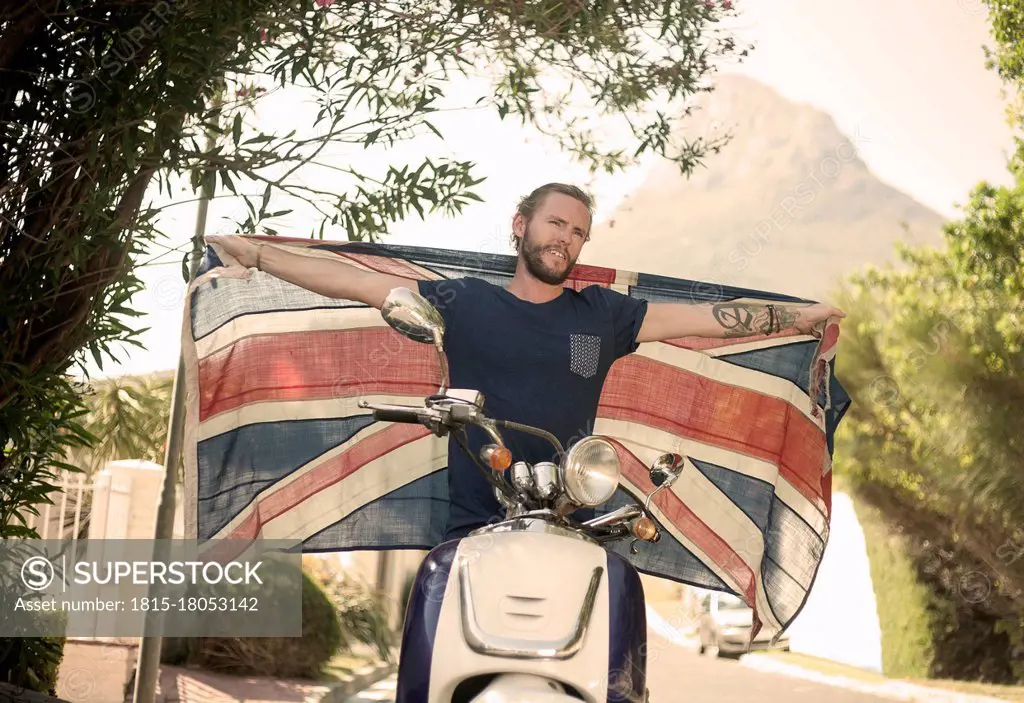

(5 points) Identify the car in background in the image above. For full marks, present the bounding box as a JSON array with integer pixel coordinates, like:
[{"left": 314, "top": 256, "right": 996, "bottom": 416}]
[{"left": 697, "top": 591, "right": 790, "bottom": 657}]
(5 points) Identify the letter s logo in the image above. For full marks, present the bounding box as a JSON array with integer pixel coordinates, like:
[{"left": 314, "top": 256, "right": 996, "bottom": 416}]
[{"left": 22, "top": 557, "right": 55, "bottom": 591}]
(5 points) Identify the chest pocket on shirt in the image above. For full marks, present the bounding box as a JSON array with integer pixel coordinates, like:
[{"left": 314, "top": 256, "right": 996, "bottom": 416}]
[{"left": 569, "top": 333, "right": 602, "bottom": 378}]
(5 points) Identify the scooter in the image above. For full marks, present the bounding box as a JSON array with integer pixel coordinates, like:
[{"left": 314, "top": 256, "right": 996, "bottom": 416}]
[{"left": 358, "top": 287, "right": 688, "bottom": 703}]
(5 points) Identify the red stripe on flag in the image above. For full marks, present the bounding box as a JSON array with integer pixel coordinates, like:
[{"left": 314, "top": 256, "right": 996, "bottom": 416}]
[
  {"left": 566, "top": 263, "right": 617, "bottom": 285},
  {"left": 611, "top": 440, "right": 757, "bottom": 606},
  {"left": 818, "top": 322, "right": 839, "bottom": 357},
  {"left": 599, "top": 356, "right": 827, "bottom": 507},
  {"left": 198, "top": 328, "right": 441, "bottom": 421},
  {"left": 227, "top": 422, "right": 433, "bottom": 540}
]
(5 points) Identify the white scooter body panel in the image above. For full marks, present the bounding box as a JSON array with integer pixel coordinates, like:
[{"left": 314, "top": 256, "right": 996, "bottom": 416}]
[{"left": 426, "top": 530, "right": 612, "bottom": 702}]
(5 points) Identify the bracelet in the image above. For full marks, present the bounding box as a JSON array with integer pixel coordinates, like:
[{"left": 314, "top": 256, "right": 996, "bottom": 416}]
[{"left": 255, "top": 242, "right": 265, "bottom": 271}]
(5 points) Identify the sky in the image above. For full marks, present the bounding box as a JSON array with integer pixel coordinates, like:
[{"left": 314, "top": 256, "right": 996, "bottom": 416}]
[{"left": 83, "top": 0, "right": 1019, "bottom": 379}]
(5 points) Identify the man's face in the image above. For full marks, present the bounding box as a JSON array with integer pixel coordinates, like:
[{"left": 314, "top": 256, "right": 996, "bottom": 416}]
[{"left": 516, "top": 193, "right": 591, "bottom": 285}]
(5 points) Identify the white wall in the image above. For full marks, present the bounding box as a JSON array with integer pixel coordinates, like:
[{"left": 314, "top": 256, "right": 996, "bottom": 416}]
[{"left": 786, "top": 491, "right": 883, "bottom": 673}]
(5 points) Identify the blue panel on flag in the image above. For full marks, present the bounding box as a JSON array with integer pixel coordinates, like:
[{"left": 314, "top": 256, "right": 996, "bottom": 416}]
[
  {"left": 197, "top": 416, "right": 376, "bottom": 539},
  {"left": 718, "top": 343, "right": 850, "bottom": 414},
  {"left": 302, "top": 470, "right": 450, "bottom": 551},
  {"left": 690, "top": 458, "right": 774, "bottom": 533},
  {"left": 718, "top": 341, "right": 818, "bottom": 393}
]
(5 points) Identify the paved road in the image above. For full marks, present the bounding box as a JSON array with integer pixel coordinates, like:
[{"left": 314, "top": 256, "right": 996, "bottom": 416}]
[
  {"left": 346, "top": 633, "right": 895, "bottom": 702},
  {"left": 643, "top": 634, "right": 891, "bottom": 703}
]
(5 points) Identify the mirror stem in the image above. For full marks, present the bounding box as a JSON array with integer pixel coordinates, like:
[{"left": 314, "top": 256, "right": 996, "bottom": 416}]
[{"left": 433, "top": 330, "right": 449, "bottom": 394}]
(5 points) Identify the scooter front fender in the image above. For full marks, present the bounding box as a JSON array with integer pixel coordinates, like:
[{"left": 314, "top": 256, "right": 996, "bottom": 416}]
[{"left": 395, "top": 526, "right": 647, "bottom": 703}]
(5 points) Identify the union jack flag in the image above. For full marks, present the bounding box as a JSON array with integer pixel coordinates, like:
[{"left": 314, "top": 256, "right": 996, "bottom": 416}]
[{"left": 182, "top": 236, "right": 850, "bottom": 640}]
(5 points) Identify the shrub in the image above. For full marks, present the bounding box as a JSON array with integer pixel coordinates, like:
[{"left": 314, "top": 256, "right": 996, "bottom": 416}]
[
  {"left": 304, "top": 558, "right": 396, "bottom": 663},
  {"left": 0, "top": 633, "right": 66, "bottom": 696},
  {"left": 848, "top": 493, "right": 935, "bottom": 678},
  {"left": 0, "top": 563, "right": 67, "bottom": 698},
  {"left": 162, "top": 566, "right": 342, "bottom": 680},
  {"left": 325, "top": 578, "right": 395, "bottom": 664}
]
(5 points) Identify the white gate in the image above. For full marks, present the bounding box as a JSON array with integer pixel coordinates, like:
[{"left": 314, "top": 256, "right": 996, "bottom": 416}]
[
  {"left": 26, "top": 459, "right": 175, "bottom": 542},
  {"left": 26, "top": 469, "right": 95, "bottom": 542}
]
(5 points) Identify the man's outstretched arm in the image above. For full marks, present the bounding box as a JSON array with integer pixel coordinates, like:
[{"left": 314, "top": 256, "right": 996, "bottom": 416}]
[
  {"left": 205, "top": 235, "right": 415, "bottom": 309},
  {"left": 636, "top": 300, "right": 845, "bottom": 343}
]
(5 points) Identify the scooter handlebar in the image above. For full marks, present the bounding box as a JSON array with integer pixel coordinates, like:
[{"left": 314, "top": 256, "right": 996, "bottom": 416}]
[{"left": 372, "top": 407, "right": 427, "bottom": 424}]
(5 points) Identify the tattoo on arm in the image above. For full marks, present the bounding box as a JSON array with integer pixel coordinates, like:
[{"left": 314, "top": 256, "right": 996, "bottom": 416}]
[{"left": 711, "top": 303, "right": 800, "bottom": 337}]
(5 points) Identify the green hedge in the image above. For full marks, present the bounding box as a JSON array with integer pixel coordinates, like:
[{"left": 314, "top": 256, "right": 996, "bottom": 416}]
[
  {"left": 847, "top": 492, "right": 935, "bottom": 678},
  {"left": 0, "top": 635, "right": 65, "bottom": 695},
  {"left": 162, "top": 565, "right": 342, "bottom": 680}
]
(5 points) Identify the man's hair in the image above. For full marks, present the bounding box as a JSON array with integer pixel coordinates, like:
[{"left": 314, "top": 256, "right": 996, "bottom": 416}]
[{"left": 510, "top": 183, "right": 594, "bottom": 253}]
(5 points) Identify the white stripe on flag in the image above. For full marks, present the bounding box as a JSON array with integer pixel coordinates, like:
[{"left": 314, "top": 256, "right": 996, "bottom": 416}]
[
  {"left": 197, "top": 394, "right": 433, "bottom": 441},
  {"left": 614, "top": 270, "right": 638, "bottom": 287},
  {"left": 194, "top": 306, "right": 390, "bottom": 359}
]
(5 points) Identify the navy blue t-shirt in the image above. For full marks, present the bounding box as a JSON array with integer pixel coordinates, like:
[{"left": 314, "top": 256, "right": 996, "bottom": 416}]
[{"left": 416, "top": 276, "right": 648, "bottom": 540}]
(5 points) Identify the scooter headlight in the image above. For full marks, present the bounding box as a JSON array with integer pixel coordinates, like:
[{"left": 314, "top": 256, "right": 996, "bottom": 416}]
[{"left": 560, "top": 437, "right": 621, "bottom": 507}]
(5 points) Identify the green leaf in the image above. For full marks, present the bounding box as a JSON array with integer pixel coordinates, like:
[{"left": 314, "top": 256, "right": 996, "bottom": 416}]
[
  {"left": 232, "top": 113, "right": 242, "bottom": 146},
  {"left": 261, "top": 183, "right": 272, "bottom": 217},
  {"left": 90, "top": 345, "right": 104, "bottom": 372},
  {"left": 220, "top": 170, "right": 237, "bottom": 194},
  {"left": 423, "top": 121, "right": 444, "bottom": 139}
]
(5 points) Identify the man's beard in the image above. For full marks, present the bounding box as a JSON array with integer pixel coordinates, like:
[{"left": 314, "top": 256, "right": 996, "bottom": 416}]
[{"left": 520, "top": 225, "right": 577, "bottom": 285}]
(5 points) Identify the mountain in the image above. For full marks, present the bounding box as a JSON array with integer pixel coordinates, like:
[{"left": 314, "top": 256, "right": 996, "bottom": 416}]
[{"left": 580, "top": 74, "right": 947, "bottom": 301}]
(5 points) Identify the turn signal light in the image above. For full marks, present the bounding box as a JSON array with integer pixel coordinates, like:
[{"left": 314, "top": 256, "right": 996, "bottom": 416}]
[
  {"left": 480, "top": 444, "right": 512, "bottom": 471},
  {"left": 631, "top": 517, "right": 658, "bottom": 542}
]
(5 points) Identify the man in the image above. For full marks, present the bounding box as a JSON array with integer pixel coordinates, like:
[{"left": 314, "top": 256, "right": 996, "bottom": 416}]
[{"left": 207, "top": 182, "right": 844, "bottom": 540}]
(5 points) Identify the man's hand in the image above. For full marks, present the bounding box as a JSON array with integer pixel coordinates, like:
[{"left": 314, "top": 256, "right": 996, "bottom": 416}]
[
  {"left": 206, "top": 234, "right": 259, "bottom": 268},
  {"left": 793, "top": 303, "right": 846, "bottom": 337}
]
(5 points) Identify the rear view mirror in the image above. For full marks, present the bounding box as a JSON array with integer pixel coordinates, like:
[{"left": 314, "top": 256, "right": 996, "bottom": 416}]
[
  {"left": 380, "top": 287, "right": 449, "bottom": 392},
  {"left": 380, "top": 287, "right": 444, "bottom": 345},
  {"left": 650, "top": 453, "right": 684, "bottom": 489}
]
